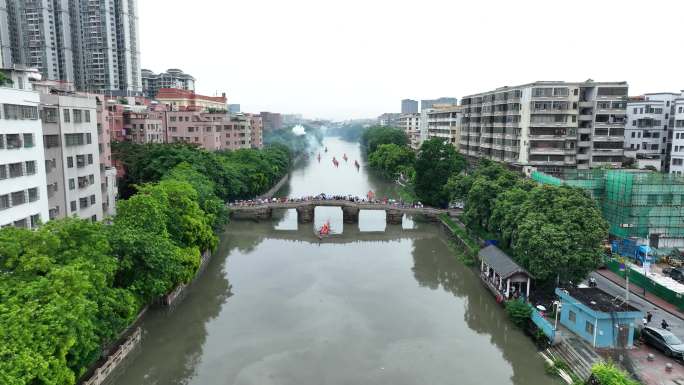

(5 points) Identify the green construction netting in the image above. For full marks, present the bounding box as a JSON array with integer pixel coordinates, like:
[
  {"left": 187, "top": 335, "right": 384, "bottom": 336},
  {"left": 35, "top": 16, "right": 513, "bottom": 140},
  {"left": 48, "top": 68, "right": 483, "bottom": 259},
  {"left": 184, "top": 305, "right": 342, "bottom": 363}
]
[{"left": 534, "top": 169, "right": 684, "bottom": 239}]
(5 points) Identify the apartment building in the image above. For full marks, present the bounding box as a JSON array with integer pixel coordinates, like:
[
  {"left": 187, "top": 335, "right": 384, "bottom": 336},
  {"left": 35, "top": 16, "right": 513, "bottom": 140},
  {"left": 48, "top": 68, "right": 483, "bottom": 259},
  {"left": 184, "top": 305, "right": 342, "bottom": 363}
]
[
  {"left": 157, "top": 88, "right": 227, "bottom": 112},
  {"left": 95, "top": 99, "right": 117, "bottom": 216},
  {"left": 125, "top": 109, "right": 164, "bottom": 144},
  {"left": 225, "top": 115, "right": 252, "bottom": 150},
  {"left": 401, "top": 99, "right": 418, "bottom": 114},
  {"left": 377, "top": 112, "right": 400, "bottom": 127},
  {"left": 398, "top": 113, "right": 421, "bottom": 149},
  {"left": 0, "top": 67, "right": 48, "bottom": 228},
  {"left": 39, "top": 91, "right": 103, "bottom": 221},
  {"left": 165, "top": 111, "right": 252, "bottom": 151},
  {"left": 1, "top": 0, "right": 141, "bottom": 94},
  {"left": 421, "top": 97, "right": 458, "bottom": 111},
  {"left": 624, "top": 93, "right": 679, "bottom": 171},
  {"left": 260, "top": 111, "right": 283, "bottom": 132},
  {"left": 245, "top": 113, "right": 263, "bottom": 149},
  {"left": 671, "top": 94, "right": 684, "bottom": 175},
  {"left": 424, "top": 105, "right": 463, "bottom": 148},
  {"left": 141, "top": 68, "right": 195, "bottom": 99},
  {"left": 460, "top": 80, "right": 628, "bottom": 174}
]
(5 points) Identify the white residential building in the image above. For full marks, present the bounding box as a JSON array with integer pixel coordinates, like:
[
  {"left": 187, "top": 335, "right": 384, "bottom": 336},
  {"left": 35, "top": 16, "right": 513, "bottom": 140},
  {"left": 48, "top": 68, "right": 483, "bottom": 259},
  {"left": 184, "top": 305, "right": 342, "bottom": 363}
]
[
  {"left": 39, "top": 90, "right": 103, "bottom": 221},
  {"left": 425, "top": 105, "right": 463, "bottom": 148},
  {"left": 624, "top": 93, "right": 678, "bottom": 171},
  {"left": 398, "top": 113, "right": 421, "bottom": 149},
  {"left": 0, "top": 67, "right": 48, "bottom": 228},
  {"left": 460, "top": 80, "right": 628, "bottom": 174},
  {"left": 671, "top": 94, "right": 684, "bottom": 175}
]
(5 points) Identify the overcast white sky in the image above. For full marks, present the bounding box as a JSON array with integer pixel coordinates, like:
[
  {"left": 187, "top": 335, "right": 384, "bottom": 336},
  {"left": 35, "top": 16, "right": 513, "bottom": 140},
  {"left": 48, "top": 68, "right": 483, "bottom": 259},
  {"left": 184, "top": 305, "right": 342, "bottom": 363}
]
[{"left": 139, "top": 0, "right": 684, "bottom": 120}]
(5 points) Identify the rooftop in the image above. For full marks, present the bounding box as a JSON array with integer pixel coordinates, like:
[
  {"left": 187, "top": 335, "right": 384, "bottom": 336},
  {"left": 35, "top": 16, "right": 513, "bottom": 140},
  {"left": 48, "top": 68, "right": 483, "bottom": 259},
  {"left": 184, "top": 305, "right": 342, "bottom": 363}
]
[
  {"left": 479, "top": 245, "right": 531, "bottom": 279},
  {"left": 562, "top": 287, "right": 640, "bottom": 313}
]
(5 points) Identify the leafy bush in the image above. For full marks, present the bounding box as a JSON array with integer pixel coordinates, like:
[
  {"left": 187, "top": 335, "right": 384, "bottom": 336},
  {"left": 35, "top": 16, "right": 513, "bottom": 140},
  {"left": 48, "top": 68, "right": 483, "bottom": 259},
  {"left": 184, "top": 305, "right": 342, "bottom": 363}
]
[
  {"left": 505, "top": 300, "right": 532, "bottom": 328},
  {"left": 589, "top": 362, "right": 640, "bottom": 385}
]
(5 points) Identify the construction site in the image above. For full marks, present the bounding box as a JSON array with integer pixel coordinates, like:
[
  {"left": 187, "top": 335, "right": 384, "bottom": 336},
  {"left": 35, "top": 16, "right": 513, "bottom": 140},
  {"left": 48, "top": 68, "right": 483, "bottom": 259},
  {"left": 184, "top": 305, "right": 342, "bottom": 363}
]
[{"left": 532, "top": 169, "right": 684, "bottom": 249}]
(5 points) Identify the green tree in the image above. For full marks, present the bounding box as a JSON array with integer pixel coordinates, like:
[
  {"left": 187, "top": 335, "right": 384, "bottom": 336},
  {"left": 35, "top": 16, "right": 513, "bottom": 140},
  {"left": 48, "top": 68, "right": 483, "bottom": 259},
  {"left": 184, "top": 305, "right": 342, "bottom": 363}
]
[
  {"left": 368, "top": 143, "right": 415, "bottom": 179},
  {"left": 361, "top": 126, "right": 408, "bottom": 153},
  {"left": 163, "top": 162, "right": 229, "bottom": 231},
  {"left": 414, "top": 138, "right": 465, "bottom": 207},
  {"left": 513, "top": 185, "right": 608, "bottom": 285}
]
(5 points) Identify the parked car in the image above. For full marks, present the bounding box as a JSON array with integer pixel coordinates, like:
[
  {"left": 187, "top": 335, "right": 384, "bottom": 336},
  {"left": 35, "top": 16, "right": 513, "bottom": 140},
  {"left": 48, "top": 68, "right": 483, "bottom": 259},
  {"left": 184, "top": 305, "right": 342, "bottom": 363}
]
[
  {"left": 641, "top": 326, "right": 684, "bottom": 358},
  {"left": 668, "top": 268, "right": 684, "bottom": 283}
]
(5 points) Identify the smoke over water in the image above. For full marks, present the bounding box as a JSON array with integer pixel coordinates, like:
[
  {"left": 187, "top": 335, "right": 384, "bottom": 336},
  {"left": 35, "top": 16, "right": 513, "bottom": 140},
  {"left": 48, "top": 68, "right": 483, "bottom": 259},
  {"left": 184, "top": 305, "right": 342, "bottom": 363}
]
[{"left": 292, "top": 125, "right": 306, "bottom": 136}]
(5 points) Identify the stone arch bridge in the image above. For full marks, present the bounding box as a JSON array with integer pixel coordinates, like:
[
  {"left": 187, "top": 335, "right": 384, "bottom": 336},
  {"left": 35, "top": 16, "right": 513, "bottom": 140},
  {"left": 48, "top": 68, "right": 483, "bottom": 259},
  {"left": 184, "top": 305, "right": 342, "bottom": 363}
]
[{"left": 228, "top": 200, "right": 460, "bottom": 225}]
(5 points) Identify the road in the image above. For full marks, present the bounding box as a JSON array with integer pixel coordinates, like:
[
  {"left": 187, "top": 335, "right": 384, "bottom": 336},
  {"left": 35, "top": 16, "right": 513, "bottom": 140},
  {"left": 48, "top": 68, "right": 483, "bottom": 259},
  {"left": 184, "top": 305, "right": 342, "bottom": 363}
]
[{"left": 588, "top": 271, "right": 684, "bottom": 340}]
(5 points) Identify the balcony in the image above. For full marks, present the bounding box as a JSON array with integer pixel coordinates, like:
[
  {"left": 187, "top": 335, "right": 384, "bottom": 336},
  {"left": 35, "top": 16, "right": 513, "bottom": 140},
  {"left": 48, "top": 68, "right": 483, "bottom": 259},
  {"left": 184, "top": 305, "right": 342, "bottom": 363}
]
[
  {"left": 579, "top": 101, "right": 594, "bottom": 108},
  {"left": 579, "top": 114, "right": 593, "bottom": 121}
]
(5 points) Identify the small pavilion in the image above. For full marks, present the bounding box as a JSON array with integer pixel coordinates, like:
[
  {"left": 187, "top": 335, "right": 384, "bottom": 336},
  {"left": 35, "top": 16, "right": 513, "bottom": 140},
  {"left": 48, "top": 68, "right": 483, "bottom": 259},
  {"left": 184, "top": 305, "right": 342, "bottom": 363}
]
[{"left": 479, "top": 245, "right": 532, "bottom": 300}]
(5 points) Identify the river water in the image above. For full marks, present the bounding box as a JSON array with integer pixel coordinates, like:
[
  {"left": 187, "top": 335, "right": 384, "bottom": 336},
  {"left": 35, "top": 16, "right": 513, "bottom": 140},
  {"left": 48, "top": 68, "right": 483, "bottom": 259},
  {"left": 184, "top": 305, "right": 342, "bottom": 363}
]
[{"left": 110, "top": 137, "right": 559, "bottom": 385}]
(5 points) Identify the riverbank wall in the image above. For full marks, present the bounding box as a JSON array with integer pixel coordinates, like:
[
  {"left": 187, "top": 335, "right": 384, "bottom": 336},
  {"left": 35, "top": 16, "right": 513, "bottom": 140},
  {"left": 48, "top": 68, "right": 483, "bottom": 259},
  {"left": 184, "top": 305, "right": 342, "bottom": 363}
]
[
  {"left": 81, "top": 328, "right": 142, "bottom": 385},
  {"left": 161, "top": 249, "right": 212, "bottom": 307}
]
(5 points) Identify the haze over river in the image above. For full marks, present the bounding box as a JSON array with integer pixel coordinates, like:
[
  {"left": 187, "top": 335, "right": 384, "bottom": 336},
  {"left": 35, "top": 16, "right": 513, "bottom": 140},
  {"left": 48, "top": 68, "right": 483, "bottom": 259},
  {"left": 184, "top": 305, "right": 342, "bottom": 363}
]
[{"left": 110, "top": 137, "right": 558, "bottom": 385}]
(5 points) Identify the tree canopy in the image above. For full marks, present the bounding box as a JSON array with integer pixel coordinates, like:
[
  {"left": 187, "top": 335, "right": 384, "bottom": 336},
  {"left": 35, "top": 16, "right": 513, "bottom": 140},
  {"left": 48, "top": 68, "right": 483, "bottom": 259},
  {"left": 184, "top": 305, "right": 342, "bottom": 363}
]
[
  {"left": 112, "top": 141, "right": 291, "bottom": 200},
  {"left": 361, "top": 126, "right": 408, "bottom": 154},
  {"left": 449, "top": 160, "right": 608, "bottom": 287},
  {"left": 414, "top": 138, "right": 466, "bottom": 207},
  {"left": 1, "top": 141, "right": 292, "bottom": 384},
  {"left": 368, "top": 143, "right": 415, "bottom": 179}
]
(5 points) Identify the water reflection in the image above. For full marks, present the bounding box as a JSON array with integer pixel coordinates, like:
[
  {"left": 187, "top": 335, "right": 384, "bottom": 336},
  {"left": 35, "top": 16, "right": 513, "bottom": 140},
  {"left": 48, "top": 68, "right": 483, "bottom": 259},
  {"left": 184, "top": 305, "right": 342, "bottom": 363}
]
[
  {"left": 108, "top": 137, "right": 557, "bottom": 385},
  {"left": 409, "top": 237, "right": 558, "bottom": 385},
  {"left": 109, "top": 237, "right": 234, "bottom": 384}
]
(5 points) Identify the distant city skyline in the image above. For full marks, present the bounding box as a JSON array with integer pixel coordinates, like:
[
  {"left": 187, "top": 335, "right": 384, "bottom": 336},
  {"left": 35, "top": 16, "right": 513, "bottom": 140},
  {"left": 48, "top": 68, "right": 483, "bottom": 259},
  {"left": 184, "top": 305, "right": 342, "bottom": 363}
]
[{"left": 138, "top": 0, "right": 684, "bottom": 120}]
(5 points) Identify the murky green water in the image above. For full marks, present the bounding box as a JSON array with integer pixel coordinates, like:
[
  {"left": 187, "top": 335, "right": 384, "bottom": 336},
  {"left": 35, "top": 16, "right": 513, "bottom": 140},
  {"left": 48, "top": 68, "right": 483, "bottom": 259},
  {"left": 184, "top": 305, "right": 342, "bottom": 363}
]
[{"left": 109, "top": 137, "right": 558, "bottom": 385}]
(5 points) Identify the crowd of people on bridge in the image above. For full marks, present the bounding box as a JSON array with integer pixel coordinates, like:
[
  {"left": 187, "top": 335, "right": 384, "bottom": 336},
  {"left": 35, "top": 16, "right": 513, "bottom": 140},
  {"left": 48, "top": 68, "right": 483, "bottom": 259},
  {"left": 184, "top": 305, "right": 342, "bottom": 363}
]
[{"left": 228, "top": 192, "right": 427, "bottom": 209}]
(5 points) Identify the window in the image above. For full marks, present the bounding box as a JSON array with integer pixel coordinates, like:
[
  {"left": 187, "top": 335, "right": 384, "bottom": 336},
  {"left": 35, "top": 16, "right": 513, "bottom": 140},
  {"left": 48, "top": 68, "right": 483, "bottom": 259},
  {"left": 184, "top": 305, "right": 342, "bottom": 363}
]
[
  {"left": 85, "top": 110, "right": 91, "bottom": 122},
  {"left": 568, "top": 310, "right": 576, "bottom": 323},
  {"left": 11, "top": 191, "right": 25, "bottom": 206},
  {"left": 44, "top": 134, "right": 59, "bottom": 148},
  {"left": 73, "top": 109, "right": 82, "bottom": 123},
  {"left": 9, "top": 162, "right": 23, "bottom": 178},
  {"left": 14, "top": 219, "right": 27, "bottom": 228},
  {"left": 3, "top": 104, "right": 37, "bottom": 120},
  {"left": 90, "top": 194, "right": 96, "bottom": 204},
  {"left": 76, "top": 155, "right": 85, "bottom": 168},
  {"left": 25, "top": 161, "right": 35, "bottom": 175},
  {"left": 86, "top": 133, "right": 92, "bottom": 144},
  {"left": 79, "top": 197, "right": 89, "bottom": 209},
  {"left": 0, "top": 135, "right": 3, "bottom": 149},
  {"left": 91, "top": 215, "right": 97, "bottom": 222},
  {"left": 28, "top": 188, "right": 38, "bottom": 202},
  {"left": 585, "top": 321, "right": 595, "bottom": 335},
  {"left": 42, "top": 107, "right": 58, "bottom": 122},
  {"left": 0, "top": 194, "right": 9, "bottom": 210},
  {"left": 30, "top": 214, "right": 40, "bottom": 228},
  {"left": 64, "top": 133, "right": 84, "bottom": 146},
  {"left": 69, "top": 178, "right": 75, "bottom": 190},
  {"left": 63, "top": 109, "right": 70, "bottom": 122},
  {"left": 70, "top": 200, "right": 77, "bottom": 212},
  {"left": 87, "top": 154, "right": 93, "bottom": 164},
  {"left": 6, "top": 134, "right": 21, "bottom": 149},
  {"left": 674, "top": 159, "right": 683, "bottom": 166},
  {"left": 23, "top": 133, "right": 33, "bottom": 147},
  {"left": 0, "top": 165, "right": 5, "bottom": 179}
]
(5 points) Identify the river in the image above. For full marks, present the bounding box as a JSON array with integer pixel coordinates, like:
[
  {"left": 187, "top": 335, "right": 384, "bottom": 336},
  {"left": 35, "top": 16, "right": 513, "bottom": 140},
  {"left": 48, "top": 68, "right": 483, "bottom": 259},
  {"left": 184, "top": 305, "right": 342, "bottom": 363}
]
[{"left": 109, "top": 137, "right": 559, "bottom": 385}]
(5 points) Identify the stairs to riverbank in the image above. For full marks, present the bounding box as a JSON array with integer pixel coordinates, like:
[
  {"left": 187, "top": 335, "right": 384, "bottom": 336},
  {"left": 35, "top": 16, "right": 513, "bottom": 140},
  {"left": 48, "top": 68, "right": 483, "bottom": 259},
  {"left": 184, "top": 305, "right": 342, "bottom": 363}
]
[{"left": 549, "top": 335, "right": 603, "bottom": 380}]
